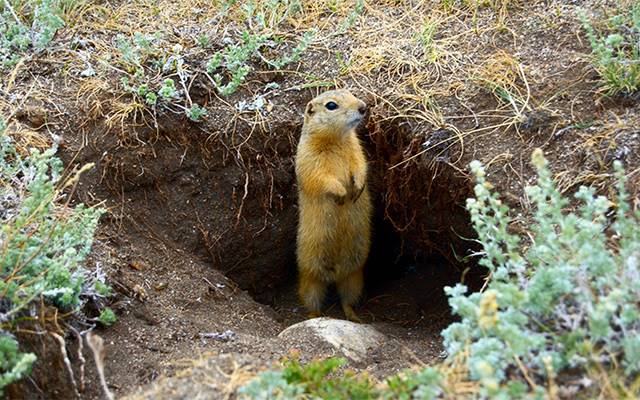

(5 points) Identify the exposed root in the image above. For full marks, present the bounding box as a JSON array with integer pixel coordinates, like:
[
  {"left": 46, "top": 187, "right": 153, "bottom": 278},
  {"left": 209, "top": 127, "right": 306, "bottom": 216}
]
[
  {"left": 51, "top": 332, "right": 80, "bottom": 399},
  {"left": 69, "top": 326, "right": 87, "bottom": 393},
  {"left": 87, "top": 331, "right": 114, "bottom": 400}
]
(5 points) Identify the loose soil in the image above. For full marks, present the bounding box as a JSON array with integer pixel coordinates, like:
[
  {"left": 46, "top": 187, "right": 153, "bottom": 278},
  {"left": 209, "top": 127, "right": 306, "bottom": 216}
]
[{"left": 3, "top": 1, "right": 640, "bottom": 399}]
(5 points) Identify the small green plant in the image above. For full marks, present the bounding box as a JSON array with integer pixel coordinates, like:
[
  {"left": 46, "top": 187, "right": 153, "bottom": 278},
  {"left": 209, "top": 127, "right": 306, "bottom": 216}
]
[
  {"left": 267, "top": 29, "right": 315, "bottom": 69},
  {"left": 31, "top": 0, "right": 65, "bottom": 49},
  {"left": 336, "top": 0, "right": 365, "bottom": 34},
  {"left": 415, "top": 17, "right": 440, "bottom": 62},
  {"left": 416, "top": 20, "right": 437, "bottom": 48},
  {"left": 158, "top": 78, "right": 179, "bottom": 100},
  {"left": 115, "top": 32, "right": 159, "bottom": 71},
  {"left": 0, "top": 0, "right": 67, "bottom": 68},
  {"left": 200, "top": 2, "right": 314, "bottom": 96},
  {"left": 335, "top": 51, "right": 352, "bottom": 75},
  {"left": 239, "top": 357, "right": 379, "bottom": 399},
  {"left": 385, "top": 368, "right": 444, "bottom": 399},
  {"left": 205, "top": 26, "right": 314, "bottom": 96},
  {"left": 240, "top": 355, "right": 447, "bottom": 399},
  {"left": 135, "top": 83, "right": 158, "bottom": 105},
  {"left": 441, "top": 0, "right": 455, "bottom": 10},
  {"left": 94, "top": 281, "right": 112, "bottom": 297},
  {"left": 0, "top": 336, "right": 36, "bottom": 391},
  {"left": 98, "top": 308, "right": 117, "bottom": 326},
  {"left": 197, "top": 34, "right": 211, "bottom": 48},
  {"left": 206, "top": 31, "right": 268, "bottom": 96},
  {"left": 244, "top": 0, "right": 302, "bottom": 31},
  {"left": 185, "top": 104, "right": 208, "bottom": 121},
  {"left": 580, "top": 4, "right": 640, "bottom": 95}
]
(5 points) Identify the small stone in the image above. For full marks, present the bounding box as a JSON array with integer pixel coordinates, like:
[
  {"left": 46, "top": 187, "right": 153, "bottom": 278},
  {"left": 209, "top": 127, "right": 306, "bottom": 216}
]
[{"left": 278, "top": 318, "right": 386, "bottom": 362}]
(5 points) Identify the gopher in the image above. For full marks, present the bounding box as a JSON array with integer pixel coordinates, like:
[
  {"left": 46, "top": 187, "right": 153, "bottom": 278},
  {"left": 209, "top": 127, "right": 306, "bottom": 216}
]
[{"left": 295, "top": 89, "right": 372, "bottom": 322}]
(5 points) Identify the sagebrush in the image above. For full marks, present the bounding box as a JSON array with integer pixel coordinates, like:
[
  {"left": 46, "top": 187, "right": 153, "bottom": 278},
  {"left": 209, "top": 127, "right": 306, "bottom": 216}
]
[
  {"left": 0, "top": 124, "right": 107, "bottom": 392},
  {"left": 0, "top": 0, "right": 67, "bottom": 68},
  {"left": 444, "top": 149, "right": 639, "bottom": 397}
]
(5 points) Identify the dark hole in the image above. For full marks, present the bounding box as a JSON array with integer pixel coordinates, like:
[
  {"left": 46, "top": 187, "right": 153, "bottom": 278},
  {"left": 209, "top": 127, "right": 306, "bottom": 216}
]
[
  {"left": 266, "top": 201, "right": 484, "bottom": 332},
  {"left": 259, "top": 122, "right": 487, "bottom": 331},
  {"left": 362, "top": 213, "right": 484, "bottom": 330}
]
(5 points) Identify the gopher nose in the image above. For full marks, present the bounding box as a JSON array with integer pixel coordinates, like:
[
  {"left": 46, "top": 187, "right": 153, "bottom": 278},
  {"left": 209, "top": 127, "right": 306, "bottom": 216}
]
[{"left": 358, "top": 103, "right": 367, "bottom": 115}]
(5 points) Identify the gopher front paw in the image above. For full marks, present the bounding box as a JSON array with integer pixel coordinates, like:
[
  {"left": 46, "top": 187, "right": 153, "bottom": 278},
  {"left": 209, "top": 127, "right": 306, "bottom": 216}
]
[
  {"left": 328, "top": 183, "right": 348, "bottom": 205},
  {"left": 329, "top": 192, "right": 347, "bottom": 205}
]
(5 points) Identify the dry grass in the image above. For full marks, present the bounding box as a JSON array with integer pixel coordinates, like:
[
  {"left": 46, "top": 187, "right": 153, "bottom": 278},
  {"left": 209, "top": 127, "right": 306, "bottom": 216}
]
[
  {"left": 555, "top": 113, "right": 640, "bottom": 195},
  {"left": 45, "top": 0, "right": 527, "bottom": 148},
  {"left": 3, "top": 0, "right": 616, "bottom": 194},
  {"left": 122, "top": 352, "right": 260, "bottom": 400}
]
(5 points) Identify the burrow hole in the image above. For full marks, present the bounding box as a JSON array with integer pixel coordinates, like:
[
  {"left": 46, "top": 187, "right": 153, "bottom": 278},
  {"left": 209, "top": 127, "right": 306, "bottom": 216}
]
[{"left": 249, "top": 123, "right": 486, "bottom": 338}]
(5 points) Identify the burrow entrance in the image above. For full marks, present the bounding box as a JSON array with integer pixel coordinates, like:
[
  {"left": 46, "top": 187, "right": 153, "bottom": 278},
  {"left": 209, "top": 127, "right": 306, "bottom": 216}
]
[
  {"left": 72, "top": 113, "right": 485, "bottom": 328},
  {"left": 268, "top": 214, "right": 483, "bottom": 334},
  {"left": 9, "top": 107, "right": 487, "bottom": 400},
  {"left": 68, "top": 110, "right": 485, "bottom": 364},
  {"left": 256, "top": 119, "right": 485, "bottom": 336}
]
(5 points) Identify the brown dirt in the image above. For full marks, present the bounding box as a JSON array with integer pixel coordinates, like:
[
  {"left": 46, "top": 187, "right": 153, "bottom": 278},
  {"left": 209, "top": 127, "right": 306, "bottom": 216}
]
[
  {"left": 68, "top": 111, "right": 463, "bottom": 399},
  {"left": 7, "top": 88, "right": 469, "bottom": 399},
  {"left": 7, "top": 86, "right": 473, "bottom": 398},
  {"left": 4, "top": 0, "right": 640, "bottom": 399}
]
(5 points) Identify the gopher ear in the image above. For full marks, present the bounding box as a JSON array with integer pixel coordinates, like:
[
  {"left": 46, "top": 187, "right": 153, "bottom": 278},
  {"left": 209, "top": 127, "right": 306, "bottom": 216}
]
[{"left": 305, "top": 102, "right": 315, "bottom": 115}]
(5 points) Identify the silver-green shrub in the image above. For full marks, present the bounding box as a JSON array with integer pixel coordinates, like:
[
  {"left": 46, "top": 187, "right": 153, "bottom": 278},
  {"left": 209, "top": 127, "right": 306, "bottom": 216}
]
[
  {"left": 0, "top": 126, "right": 106, "bottom": 392},
  {"left": 443, "top": 149, "right": 639, "bottom": 397},
  {"left": 1, "top": 0, "right": 67, "bottom": 68}
]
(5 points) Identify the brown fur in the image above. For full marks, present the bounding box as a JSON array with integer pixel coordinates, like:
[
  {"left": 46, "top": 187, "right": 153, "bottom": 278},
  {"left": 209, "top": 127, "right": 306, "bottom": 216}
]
[{"left": 295, "top": 89, "right": 372, "bottom": 322}]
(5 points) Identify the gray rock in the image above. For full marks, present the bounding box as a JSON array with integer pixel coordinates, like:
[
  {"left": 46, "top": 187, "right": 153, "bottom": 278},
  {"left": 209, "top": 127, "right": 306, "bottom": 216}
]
[{"left": 278, "top": 318, "right": 387, "bottom": 362}]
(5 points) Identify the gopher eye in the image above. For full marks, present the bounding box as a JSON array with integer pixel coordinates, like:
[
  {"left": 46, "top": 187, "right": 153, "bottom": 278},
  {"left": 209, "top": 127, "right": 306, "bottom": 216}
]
[{"left": 325, "top": 101, "right": 339, "bottom": 110}]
